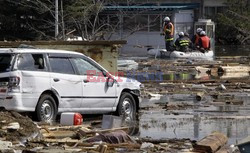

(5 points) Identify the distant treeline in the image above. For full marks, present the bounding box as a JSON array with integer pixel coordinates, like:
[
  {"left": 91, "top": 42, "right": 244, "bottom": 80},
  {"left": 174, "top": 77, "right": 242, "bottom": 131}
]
[{"left": 0, "top": 0, "right": 249, "bottom": 44}]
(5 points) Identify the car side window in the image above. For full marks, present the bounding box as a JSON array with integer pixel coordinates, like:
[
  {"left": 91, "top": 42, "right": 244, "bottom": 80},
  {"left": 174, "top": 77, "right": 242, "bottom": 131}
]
[
  {"left": 49, "top": 57, "right": 75, "bottom": 75},
  {"left": 18, "top": 54, "right": 45, "bottom": 71},
  {"left": 71, "top": 58, "right": 103, "bottom": 76}
]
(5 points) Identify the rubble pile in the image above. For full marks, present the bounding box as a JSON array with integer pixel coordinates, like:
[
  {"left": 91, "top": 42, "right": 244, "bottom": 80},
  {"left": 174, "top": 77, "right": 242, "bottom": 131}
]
[
  {"left": 0, "top": 110, "right": 238, "bottom": 153},
  {"left": 1, "top": 57, "right": 249, "bottom": 152},
  {"left": 0, "top": 111, "right": 195, "bottom": 152}
]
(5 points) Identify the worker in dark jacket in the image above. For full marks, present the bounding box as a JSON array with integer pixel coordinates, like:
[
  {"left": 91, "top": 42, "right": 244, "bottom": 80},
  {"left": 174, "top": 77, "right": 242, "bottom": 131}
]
[
  {"left": 192, "top": 28, "right": 203, "bottom": 48},
  {"left": 184, "top": 32, "right": 194, "bottom": 49},
  {"left": 162, "top": 16, "right": 174, "bottom": 51},
  {"left": 174, "top": 32, "right": 192, "bottom": 52},
  {"left": 197, "top": 31, "right": 211, "bottom": 52}
]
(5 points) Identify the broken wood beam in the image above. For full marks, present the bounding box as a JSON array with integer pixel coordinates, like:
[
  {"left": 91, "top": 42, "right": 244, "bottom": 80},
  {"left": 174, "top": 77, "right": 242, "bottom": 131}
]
[
  {"left": 42, "top": 130, "right": 78, "bottom": 139},
  {"left": 218, "top": 65, "right": 250, "bottom": 73},
  {"left": 84, "top": 127, "right": 129, "bottom": 134},
  {"left": 193, "top": 131, "right": 228, "bottom": 153}
]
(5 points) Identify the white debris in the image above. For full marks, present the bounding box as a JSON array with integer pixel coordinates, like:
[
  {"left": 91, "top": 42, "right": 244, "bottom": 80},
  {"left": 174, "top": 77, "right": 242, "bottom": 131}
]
[
  {"left": 7, "top": 122, "right": 20, "bottom": 131},
  {"left": 217, "top": 84, "right": 227, "bottom": 90},
  {"left": 118, "top": 60, "right": 138, "bottom": 71},
  {"left": 140, "top": 142, "right": 154, "bottom": 149},
  {"left": 0, "top": 140, "right": 12, "bottom": 149}
]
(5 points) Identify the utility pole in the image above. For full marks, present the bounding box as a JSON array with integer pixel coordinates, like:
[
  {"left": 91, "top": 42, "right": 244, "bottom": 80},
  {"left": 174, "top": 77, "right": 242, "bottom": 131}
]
[
  {"left": 55, "top": 0, "right": 59, "bottom": 39},
  {"left": 61, "top": 0, "right": 65, "bottom": 40}
]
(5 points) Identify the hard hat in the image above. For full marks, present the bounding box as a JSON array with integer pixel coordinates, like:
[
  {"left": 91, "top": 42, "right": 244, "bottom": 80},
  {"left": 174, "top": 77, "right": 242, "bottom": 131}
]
[
  {"left": 196, "top": 28, "right": 203, "bottom": 33},
  {"left": 178, "top": 32, "right": 184, "bottom": 36},
  {"left": 200, "top": 31, "right": 206, "bottom": 36},
  {"left": 184, "top": 32, "right": 189, "bottom": 37},
  {"left": 164, "top": 16, "right": 170, "bottom": 22}
]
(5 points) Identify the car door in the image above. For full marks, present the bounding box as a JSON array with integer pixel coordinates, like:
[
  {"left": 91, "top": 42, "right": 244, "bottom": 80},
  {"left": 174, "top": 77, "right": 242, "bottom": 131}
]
[
  {"left": 48, "top": 55, "right": 82, "bottom": 111},
  {"left": 70, "top": 57, "right": 117, "bottom": 112},
  {"left": 16, "top": 53, "right": 51, "bottom": 109}
]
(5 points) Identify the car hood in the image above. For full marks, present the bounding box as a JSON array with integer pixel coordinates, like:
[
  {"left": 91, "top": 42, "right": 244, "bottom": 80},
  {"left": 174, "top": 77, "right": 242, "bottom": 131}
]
[{"left": 114, "top": 76, "right": 141, "bottom": 89}]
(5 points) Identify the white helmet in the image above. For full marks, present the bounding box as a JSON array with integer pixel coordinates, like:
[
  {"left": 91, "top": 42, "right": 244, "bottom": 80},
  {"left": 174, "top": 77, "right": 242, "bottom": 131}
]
[
  {"left": 164, "top": 16, "right": 170, "bottom": 22},
  {"left": 178, "top": 32, "right": 184, "bottom": 36},
  {"left": 197, "top": 28, "right": 203, "bottom": 33},
  {"left": 200, "top": 31, "right": 206, "bottom": 36}
]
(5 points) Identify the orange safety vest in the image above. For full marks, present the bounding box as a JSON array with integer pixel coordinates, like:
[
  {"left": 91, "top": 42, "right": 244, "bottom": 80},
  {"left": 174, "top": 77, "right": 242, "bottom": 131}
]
[
  {"left": 195, "top": 34, "right": 200, "bottom": 45},
  {"left": 200, "top": 36, "right": 210, "bottom": 49},
  {"left": 164, "top": 22, "right": 174, "bottom": 36}
]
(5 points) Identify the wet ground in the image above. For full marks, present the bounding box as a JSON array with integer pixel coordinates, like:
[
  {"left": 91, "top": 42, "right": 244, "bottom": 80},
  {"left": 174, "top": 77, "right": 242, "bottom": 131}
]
[
  {"left": 120, "top": 53, "right": 250, "bottom": 147},
  {"left": 139, "top": 94, "right": 250, "bottom": 145}
]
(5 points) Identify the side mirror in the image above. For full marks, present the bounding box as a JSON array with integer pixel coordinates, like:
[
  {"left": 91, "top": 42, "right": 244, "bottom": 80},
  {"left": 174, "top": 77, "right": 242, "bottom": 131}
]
[{"left": 107, "top": 76, "right": 115, "bottom": 87}]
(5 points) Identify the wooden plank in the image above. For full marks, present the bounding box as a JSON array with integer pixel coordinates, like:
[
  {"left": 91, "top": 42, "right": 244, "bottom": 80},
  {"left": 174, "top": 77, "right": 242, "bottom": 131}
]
[
  {"left": 218, "top": 66, "right": 250, "bottom": 73},
  {"left": 85, "top": 127, "right": 129, "bottom": 134},
  {"left": 32, "top": 138, "right": 81, "bottom": 144},
  {"left": 213, "top": 100, "right": 243, "bottom": 105},
  {"left": 42, "top": 130, "right": 78, "bottom": 139},
  {"left": 42, "top": 125, "right": 91, "bottom": 131},
  {"left": 193, "top": 131, "right": 228, "bottom": 153},
  {"left": 106, "top": 143, "right": 140, "bottom": 149}
]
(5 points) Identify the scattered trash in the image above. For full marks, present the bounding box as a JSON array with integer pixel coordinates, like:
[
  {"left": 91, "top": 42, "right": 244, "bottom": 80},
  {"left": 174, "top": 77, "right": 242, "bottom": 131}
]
[
  {"left": 1, "top": 57, "right": 250, "bottom": 152},
  {"left": 217, "top": 84, "right": 227, "bottom": 90},
  {"left": 101, "top": 115, "right": 122, "bottom": 129},
  {"left": 87, "top": 130, "right": 135, "bottom": 144},
  {"left": 118, "top": 60, "right": 139, "bottom": 71},
  {"left": 6, "top": 122, "right": 20, "bottom": 131},
  {"left": 0, "top": 140, "right": 12, "bottom": 149},
  {"left": 196, "top": 91, "right": 205, "bottom": 101},
  {"left": 140, "top": 142, "right": 154, "bottom": 149},
  {"left": 60, "top": 112, "right": 83, "bottom": 126}
]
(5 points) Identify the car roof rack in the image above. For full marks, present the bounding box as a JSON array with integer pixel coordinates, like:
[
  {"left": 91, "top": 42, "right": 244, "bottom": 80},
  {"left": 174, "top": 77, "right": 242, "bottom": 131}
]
[{"left": 18, "top": 44, "right": 36, "bottom": 49}]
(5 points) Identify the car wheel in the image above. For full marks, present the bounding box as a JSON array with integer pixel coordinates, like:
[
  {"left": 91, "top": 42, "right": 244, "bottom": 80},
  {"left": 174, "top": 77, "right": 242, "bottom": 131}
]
[
  {"left": 117, "top": 92, "right": 136, "bottom": 121},
  {"left": 36, "top": 94, "right": 57, "bottom": 122}
]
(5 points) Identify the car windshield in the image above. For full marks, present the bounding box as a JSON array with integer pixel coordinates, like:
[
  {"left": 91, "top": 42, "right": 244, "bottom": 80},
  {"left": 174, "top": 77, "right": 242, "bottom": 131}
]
[{"left": 0, "top": 54, "right": 14, "bottom": 73}]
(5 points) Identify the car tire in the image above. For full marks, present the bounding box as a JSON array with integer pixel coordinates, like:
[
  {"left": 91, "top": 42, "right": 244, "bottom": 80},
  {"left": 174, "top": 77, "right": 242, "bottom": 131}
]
[
  {"left": 36, "top": 94, "right": 57, "bottom": 122},
  {"left": 117, "top": 92, "right": 136, "bottom": 121}
]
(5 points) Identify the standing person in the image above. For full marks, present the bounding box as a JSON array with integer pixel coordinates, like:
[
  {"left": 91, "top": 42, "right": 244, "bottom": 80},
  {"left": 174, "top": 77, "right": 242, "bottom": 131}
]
[
  {"left": 174, "top": 32, "right": 191, "bottom": 52},
  {"left": 197, "top": 31, "right": 211, "bottom": 52},
  {"left": 162, "top": 16, "right": 174, "bottom": 51},
  {"left": 192, "top": 28, "right": 203, "bottom": 48}
]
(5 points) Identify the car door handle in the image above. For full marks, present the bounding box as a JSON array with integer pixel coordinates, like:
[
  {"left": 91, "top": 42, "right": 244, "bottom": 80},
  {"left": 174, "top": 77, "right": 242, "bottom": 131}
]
[
  {"left": 53, "top": 78, "right": 60, "bottom": 82},
  {"left": 83, "top": 79, "right": 89, "bottom": 83}
]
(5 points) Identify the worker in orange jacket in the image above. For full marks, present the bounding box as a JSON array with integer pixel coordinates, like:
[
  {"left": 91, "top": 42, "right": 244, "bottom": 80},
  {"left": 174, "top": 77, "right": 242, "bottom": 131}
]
[
  {"left": 192, "top": 28, "right": 203, "bottom": 48},
  {"left": 197, "top": 31, "right": 211, "bottom": 52},
  {"left": 162, "top": 16, "right": 174, "bottom": 51}
]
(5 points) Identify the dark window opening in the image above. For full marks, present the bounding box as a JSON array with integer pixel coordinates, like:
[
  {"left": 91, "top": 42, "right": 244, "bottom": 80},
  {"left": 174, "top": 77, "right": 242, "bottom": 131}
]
[
  {"left": 49, "top": 57, "right": 75, "bottom": 74},
  {"left": 0, "top": 54, "right": 13, "bottom": 73},
  {"left": 17, "top": 54, "right": 45, "bottom": 71}
]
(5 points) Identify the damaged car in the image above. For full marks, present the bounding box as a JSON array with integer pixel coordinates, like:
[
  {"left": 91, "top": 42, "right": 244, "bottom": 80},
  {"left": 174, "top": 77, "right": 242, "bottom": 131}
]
[{"left": 0, "top": 48, "right": 141, "bottom": 122}]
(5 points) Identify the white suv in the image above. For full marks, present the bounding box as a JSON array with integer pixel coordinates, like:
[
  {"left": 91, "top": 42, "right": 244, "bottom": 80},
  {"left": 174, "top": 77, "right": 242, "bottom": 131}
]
[{"left": 0, "top": 48, "right": 141, "bottom": 122}]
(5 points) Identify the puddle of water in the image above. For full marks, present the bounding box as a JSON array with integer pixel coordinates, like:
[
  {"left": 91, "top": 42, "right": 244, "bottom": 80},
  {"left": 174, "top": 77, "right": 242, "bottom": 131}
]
[
  {"left": 139, "top": 93, "right": 250, "bottom": 145},
  {"left": 130, "top": 71, "right": 250, "bottom": 82}
]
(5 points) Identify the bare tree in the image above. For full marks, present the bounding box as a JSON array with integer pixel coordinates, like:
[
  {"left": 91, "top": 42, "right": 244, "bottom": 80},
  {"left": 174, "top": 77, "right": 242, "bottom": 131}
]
[
  {"left": 5, "top": 0, "right": 163, "bottom": 41},
  {"left": 8, "top": 0, "right": 67, "bottom": 40}
]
